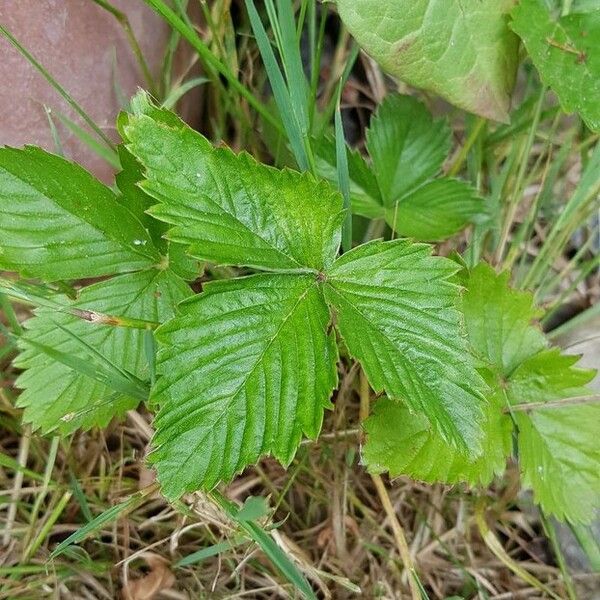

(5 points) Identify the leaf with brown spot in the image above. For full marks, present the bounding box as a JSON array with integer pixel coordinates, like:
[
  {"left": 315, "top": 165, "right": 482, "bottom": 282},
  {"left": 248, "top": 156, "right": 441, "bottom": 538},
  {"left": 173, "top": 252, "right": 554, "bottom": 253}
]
[{"left": 336, "top": 0, "right": 520, "bottom": 122}]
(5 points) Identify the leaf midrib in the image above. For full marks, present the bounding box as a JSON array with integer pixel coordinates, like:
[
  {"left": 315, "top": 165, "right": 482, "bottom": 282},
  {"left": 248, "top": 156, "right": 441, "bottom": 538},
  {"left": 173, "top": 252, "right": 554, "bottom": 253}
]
[{"left": 156, "top": 275, "right": 321, "bottom": 482}]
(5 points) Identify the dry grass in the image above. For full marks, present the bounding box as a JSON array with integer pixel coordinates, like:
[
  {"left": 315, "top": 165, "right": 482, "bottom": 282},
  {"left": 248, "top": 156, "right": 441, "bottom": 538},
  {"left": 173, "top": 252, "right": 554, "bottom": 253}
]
[{"left": 1, "top": 359, "right": 596, "bottom": 599}]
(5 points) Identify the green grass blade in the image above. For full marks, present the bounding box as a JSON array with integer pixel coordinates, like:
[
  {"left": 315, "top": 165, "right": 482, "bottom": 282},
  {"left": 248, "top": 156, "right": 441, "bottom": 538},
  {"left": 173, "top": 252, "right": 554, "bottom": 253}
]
[
  {"left": 175, "top": 536, "right": 245, "bottom": 567},
  {"left": 571, "top": 522, "right": 600, "bottom": 572},
  {"left": 211, "top": 491, "right": 317, "bottom": 599},
  {"left": 91, "top": 0, "right": 158, "bottom": 96},
  {"left": 54, "top": 111, "right": 120, "bottom": 168},
  {"left": 0, "top": 452, "right": 46, "bottom": 482},
  {"left": 17, "top": 330, "right": 149, "bottom": 404},
  {"left": 274, "top": 0, "right": 313, "bottom": 164},
  {"left": 142, "top": 0, "right": 281, "bottom": 132},
  {"left": 69, "top": 472, "right": 94, "bottom": 523},
  {"left": 245, "top": 0, "right": 308, "bottom": 170},
  {"left": 523, "top": 141, "right": 600, "bottom": 291},
  {"left": 44, "top": 106, "right": 65, "bottom": 156},
  {"left": 49, "top": 486, "right": 156, "bottom": 560},
  {"left": 162, "top": 76, "right": 209, "bottom": 109},
  {"left": 335, "top": 98, "right": 352, "bottom": 252},
  {"left": 547, "top": 301, "right": 600, "bottom": 339}
]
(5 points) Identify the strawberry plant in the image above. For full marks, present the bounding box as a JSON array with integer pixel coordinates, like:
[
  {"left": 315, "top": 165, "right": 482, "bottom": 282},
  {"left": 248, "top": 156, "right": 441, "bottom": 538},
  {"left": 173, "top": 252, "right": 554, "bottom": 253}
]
[
  {"left": 1, "top": 1, "right": 600, "bottom": 595},
  {"left": 0, "top": 91, "right": 597, "bottom": 524}
]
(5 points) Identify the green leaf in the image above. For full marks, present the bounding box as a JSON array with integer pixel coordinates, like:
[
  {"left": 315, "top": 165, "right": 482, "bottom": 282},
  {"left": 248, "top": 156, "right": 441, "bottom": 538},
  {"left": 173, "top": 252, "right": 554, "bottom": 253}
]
[
  {"left": 462, "top": 265, "right": 599, "bottom": 523},
  {"left": 386, "top": 178, "right": 484, "bottom": 241},
  {"left": 365, "top": 94, "right": 451, "bottom": 204},
  {"left": 150, "top": 273, "right": 338, "bottom": 498},
  {"left": 0, "top": 146, "right": 159, "bottom": 281},
  {"left": 15, "top": 270, "right": 190, "bottom": 434},
  {"left": 116, "top": 145, "right": 165, "bottom": 247},
  {"left": 235, "top": 496, "right": 270, "bottom": 522},
  {"left": 516, "top": 403, "right": 600, "bottom": 524},
  {"left": 123, "top": 106, "right": 344, "bottom": 272},
  {"left": 314, "top": 95, "right": 486, "bottom": 242},
  {"left": 363, "top": 386, "right": 511, "bottom": 485},
  {"left": 324, "top": 239, "right": 486, "bottom": 454},
  {"left": 49, "top": 487, "right": 154, "bottom": 559},
  {"left": 511, "top": 0, "right": 600, "bottom": 132},
  {"left": 462, "top": 263, "right": 547, "bottom": 376},
  {"left": 336, "top": 0, "right": 520, "bottom": 122},
  {"left": 511, "top": 350, "right": 598, "bottom": 523},
  {"left": 211, "top": 490, "right": 317, "bottom": 600}
]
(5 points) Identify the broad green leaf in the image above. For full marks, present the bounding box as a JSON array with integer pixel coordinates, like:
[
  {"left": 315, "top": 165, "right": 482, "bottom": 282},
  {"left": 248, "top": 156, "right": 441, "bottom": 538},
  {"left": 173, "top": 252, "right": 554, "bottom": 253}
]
[
  {"left": 15, "top": 270, "right": 190, "bottom": 434},
  {"left": 365, "top": 94, "right": 451, "bottom": 204},
  {"left": 337, "top": 0, "right": 520, "bottom": 122},
  {"left": 386, "top": 179, "right": 484, "bottom": 241},
  {"left": 314, "top": 96, "right": 486, "bottom": 241},
  {"left": 313, "top": 136, "right": 384, "bottom": 219},
  {"left": 123, "top": 103, "right": 344, "bottom": 272},
  {"left": 511, "top": 350, "right": 598, "bottom": 523},
  {"left": 363, "top": 385, "right": 511, "bottom": 485},
  {"left": 462, "top": 263, "right": 547, "bottom": 376},
  {"left": 116, "top": 145, "right": 166, "bottom": 249},
  {"left": 324, "top": 239, "right": 485, "bottom": 454},
  {"left": 462, "top": 265, "right": 599, "bottom": 523},
  {"left": 363, "top": 262, "right": 599, "bottom": 522},
  {"left": 0, "top": 146, "right": 159, "bottom": 281},
  {"left": 150, "top": 273, "right": 338, "bottom": 498},
  {"left": 511, "top": 0, "right": 600, "bottom": 132}
]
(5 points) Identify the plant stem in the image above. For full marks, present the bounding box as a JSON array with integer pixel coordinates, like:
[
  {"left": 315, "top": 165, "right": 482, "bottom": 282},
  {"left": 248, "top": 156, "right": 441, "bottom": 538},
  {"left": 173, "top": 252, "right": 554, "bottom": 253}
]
[
  {"left": 447, "top": 117, "right": 486, "bottom": 177},
  {"left": 359, "top": 371, "right": 421, "bottom": 600},
  {"left": 541, "top": 512, "right": 577, "bottom": 600},
  {"left": 506, "top": 394, "right": 600, "bottom": 413}
]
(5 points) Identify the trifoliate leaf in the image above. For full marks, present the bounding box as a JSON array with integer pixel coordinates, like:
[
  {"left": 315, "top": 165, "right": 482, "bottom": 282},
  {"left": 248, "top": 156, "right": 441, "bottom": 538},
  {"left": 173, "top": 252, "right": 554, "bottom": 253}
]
[
  {"left": 15, "top": 270, "right": 190, "bottom": 434},
  {"left": 123, "top": 104, "right": 344, "bottom": 272},
  {"left": 150, "top": 273, "right": 338, "bottom": 498},
  {"left": 336, "top": 0, "right": 520, "bottom": 122},
  {"left": 363, "top": 262, "right": 599, "bottom": 524},
  {"left": 511, "top": 0, "right": 600, "bottom": 132},
  {"left": 324, "top": 239, "right": 486, "bottom": 454},
  {"left": 386, "top": 179, "right": 484, "bottom": 241},
  {"left": 0, "top": 146, "right": 159, "bottom": 281},
  {"left": 365, "top": 94, "right": 451, "bottom": 203},
  {"left": 363, "top": 385, "right": 511, "bottom": 485},
  {"left": 121, "top": 96, "right": 487, "bottom": 496},
  {"left": 314, "top": 95, "right": 485, "bottom": 241},
  {"left": 462, "top": 263, "right": 547, "bottom": 376}
]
